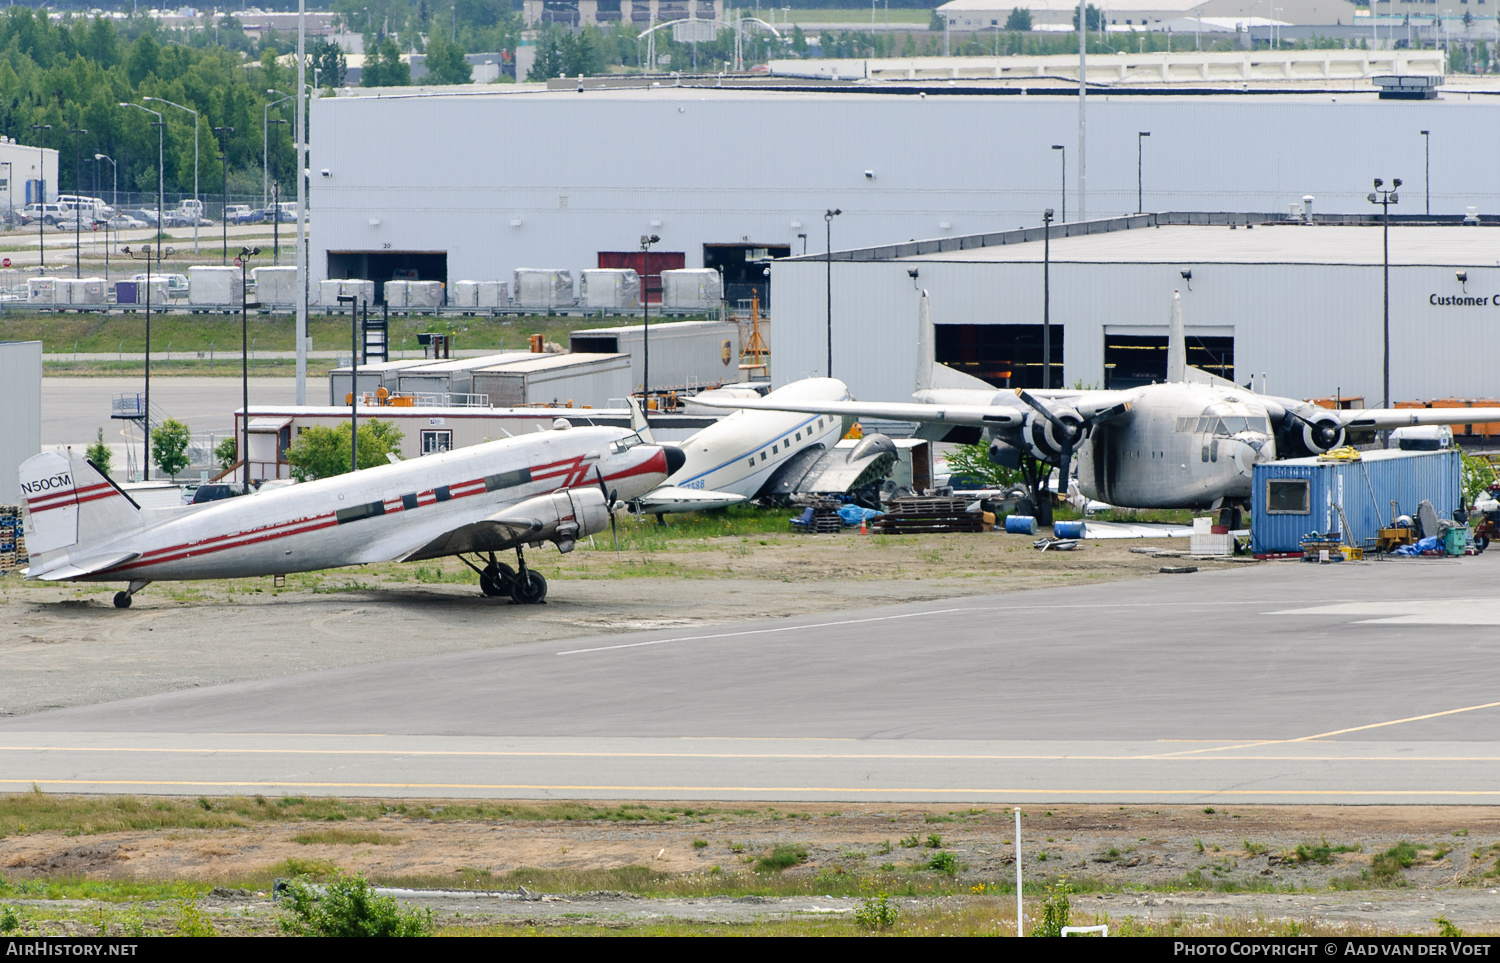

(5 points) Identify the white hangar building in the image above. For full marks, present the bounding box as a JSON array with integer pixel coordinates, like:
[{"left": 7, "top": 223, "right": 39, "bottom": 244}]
[
  {"left": 768, "top": 212, "right": 1500, "bottom": 407},
  {"left": 309, "top": 82, "right": 1499, "bottom": 310}
]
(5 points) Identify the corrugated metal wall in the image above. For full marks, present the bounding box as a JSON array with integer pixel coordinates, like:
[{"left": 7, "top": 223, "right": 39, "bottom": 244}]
[
  {"left": 312, "top": 90, "right": 1500, "bottom": 288},
  {"left": 0, "top": 342, "right": 42, "bottom": 506},
  {"left": 769, "top": 257, "right": 1500, "bottom": 405},
  {"left": 1250, "top": 449, "right": 1460, "bottom": 553}
]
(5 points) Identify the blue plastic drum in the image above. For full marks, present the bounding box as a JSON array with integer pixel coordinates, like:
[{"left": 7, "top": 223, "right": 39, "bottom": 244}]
[
  {"left": 1005, "top": 515, "right": 1037, "bottom": 535},
  {"left": 1053, "top": 520, "right": 1087, "bottom": 539}
]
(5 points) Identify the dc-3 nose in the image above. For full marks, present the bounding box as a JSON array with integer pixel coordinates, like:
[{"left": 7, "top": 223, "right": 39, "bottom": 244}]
[{"left": 663, "top": 444, "right": 687, "bottom": 476}]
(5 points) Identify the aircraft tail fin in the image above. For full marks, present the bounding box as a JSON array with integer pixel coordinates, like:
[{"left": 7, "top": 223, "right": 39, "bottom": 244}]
[
  {"left": 20, "top": 450, "right": 143, "bottom": 560},
  {"left": 628, "top": 396, "right": 656, "bottom": 444},
  {"left": 914, "top": 289, "right": 993, "bottom": 394},
  {"left": 1167, "top": 290, "right": 1187, "bottom": 383}
]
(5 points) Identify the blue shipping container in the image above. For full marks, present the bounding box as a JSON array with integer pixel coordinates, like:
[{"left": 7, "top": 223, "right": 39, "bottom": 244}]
[{"left": 1250, "top": 449, "right": 1461, "bottom": 554}]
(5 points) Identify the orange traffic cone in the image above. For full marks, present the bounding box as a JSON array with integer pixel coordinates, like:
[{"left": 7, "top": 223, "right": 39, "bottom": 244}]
[{"left": 860, "top": 516, "right": 868, "bottom": 535}]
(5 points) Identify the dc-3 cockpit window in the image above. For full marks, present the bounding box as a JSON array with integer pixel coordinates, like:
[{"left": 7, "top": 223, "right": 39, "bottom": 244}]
[{"left": 609, "top": 432, "right": 646, "bottom": 455}]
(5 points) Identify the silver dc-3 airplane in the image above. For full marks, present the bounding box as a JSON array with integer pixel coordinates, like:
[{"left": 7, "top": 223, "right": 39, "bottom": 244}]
[
  {"left": 19, "top": 421, "right": 682, "bottom": 608},
  {"left": 698, "top": 291, "right": 1500, "bottom": 523},
  {"left": 634, "top": 377, "right": 852, "bottom": 514}
]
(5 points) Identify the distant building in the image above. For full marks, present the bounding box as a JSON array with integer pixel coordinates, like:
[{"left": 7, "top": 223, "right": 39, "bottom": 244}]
[{"left": 936, "top": 0, "right": 1357, "bottom": 30}]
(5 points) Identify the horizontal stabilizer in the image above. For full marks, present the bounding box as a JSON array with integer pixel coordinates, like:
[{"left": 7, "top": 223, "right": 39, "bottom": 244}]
[{"left": 29, "top": 551, "right": 141, "bottom": 581}]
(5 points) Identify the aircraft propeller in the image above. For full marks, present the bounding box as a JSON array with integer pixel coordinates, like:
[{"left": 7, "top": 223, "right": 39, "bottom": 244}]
[{"left": 595, "top": 466, "right": 620, "bottom": 554}]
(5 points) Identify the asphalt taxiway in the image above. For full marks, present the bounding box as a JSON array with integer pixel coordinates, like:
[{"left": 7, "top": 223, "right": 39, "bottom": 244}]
[{"left": 3, "top": 559, "right": 1498, "bottom": 803}]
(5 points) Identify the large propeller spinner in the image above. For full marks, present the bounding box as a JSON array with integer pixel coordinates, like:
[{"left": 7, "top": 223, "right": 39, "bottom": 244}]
[{"left": 1014, "top": 388, "right": 1087, "bottom": 488}]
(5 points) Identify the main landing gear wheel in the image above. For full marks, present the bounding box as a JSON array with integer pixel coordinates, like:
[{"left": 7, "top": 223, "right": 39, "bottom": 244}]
[
  {"left": 511, "top": 569, "right": 547, "bottom": 605},
  {"left": 479, "top": 562, "right": 516, "bottom": 598},
  {"left": 113, "top": 591, "right": 132, "bottom": 609}
]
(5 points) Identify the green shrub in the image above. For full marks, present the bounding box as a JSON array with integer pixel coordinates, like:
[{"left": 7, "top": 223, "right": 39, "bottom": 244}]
[
  {"left": 854, "top": 892, "right": 898, "bottom": 930},
  {"left": 1371, "top": 841, "right": 1422, "bottom": 884},
  {"left": 277, "top": 871, "right": 432, "bottom": 937},
  {"left": 0, "top": 905, "right": 20, "bottom": 935},
  {"left": 927, "top": 850, "right": 957, "bottom": 875},
  {"left": 755, "top": 844, "right": 808, "bottom": 872},
  {"left": 1030, "top": 880, "right": 1073, "bottom": 937}
]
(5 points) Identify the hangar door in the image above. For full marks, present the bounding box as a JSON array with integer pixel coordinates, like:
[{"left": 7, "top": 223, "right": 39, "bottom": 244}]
[
  {"left": 327, "top": 251, "right": 448, "bottom": 304},
  {"left": 1103, "top": 327, "right": 1234, "bottom": 389},
  {"left": 704, "top": 243, "right": 790, "bottom": 311},
  {"left": 934, "top": 324, "right": 1064, "bottom": 390}
]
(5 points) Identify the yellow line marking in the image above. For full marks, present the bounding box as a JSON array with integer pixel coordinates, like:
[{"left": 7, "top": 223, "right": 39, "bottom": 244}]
[
  {"left": 2, "top": 779, "right": 1500, "bottom": 796},
  {"left": 1145, "top": 700, "right": 1500, "bottom": 759},
  {"left": 5, "top": 746, "right": 1500, "bottom": 762}
]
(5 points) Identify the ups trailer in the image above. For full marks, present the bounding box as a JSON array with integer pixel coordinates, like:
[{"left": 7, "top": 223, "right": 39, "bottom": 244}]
[
  {"left": 569, "top": 320, "right": 741, "bottom": 392},
  {"left": 469, "top": 353, "right": 631, "bottom": 409},
  {"left": 1250, "top": 448, "right": 1461, "bottom": 554}
]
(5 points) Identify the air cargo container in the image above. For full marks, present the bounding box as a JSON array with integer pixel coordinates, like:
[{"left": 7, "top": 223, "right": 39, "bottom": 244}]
[{"left": 569, "top": 320, "right": 740, "bottom": 391}]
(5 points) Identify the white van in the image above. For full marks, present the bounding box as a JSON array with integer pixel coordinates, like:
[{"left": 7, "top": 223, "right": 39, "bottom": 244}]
[{"left": 56, "top": 195, "right": 111, "bottom": 221}]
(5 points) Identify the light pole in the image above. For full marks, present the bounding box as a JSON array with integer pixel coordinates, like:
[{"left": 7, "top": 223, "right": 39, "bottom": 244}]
[
  {"left": 119, "top": 103, "right": 165, "bottom": 264},
  {"left": 69, "top": 128, "right": 87, "bottom": 279},
  {"left": 336, "top": 293, "right": 359, "bottom": 472},
  {"left": 640, "top": 233, "right": 659, "bottom": 405},
  {"left": 1042, "top": 208, "right": 1054, "bottom": 390},
  {"left": 30, "top": 124, "right": 50, "bottom": 273},
  {"left": 1137, "top": 130, "right": 1151, "bottom": 214},
  {"left": 237, "top": 247, "right": 261, "bottom": 490},
  {"left": 1420, "top": 129, "right": 1430, "bottom": 216},
  {"left": 264, "top": 91, "right": 293, "bottom": 209},
  {"left": 824, "top": 208, "right": 841, "bottom": 378},
  {"left": 121, "top": 243, "right": 173, "bottom": 480},
  {"left": 1368, "top": 177, "right": 1401, "bottom": 411},
  {"left": 1051, "top": 145, "right": 1065, "bottom": 222},
  {"left": 213, "top": 126, "right": 234, "bottom": 266},
  {"left": 94, "top": 154, "right": 117, "bottom": 281},
  {"left": 145, "top": 97, "right": 199, "bottom": 255}
]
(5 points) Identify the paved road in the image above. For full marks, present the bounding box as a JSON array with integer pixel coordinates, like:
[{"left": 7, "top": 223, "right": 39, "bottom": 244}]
[
  {"left": 4, "top": 560, "right": 1499, "bottom": 803},
  {"left": 43, "top": 376, "right": 300, "bottom": 446}
]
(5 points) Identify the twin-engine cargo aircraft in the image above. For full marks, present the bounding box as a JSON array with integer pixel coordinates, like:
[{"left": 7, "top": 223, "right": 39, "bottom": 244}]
[
  {"left": 19, "top": 421, "right": 680, "bottom": 608},
  {"left": 698, "top": 291, "right": 1500, "bottom": 521}
]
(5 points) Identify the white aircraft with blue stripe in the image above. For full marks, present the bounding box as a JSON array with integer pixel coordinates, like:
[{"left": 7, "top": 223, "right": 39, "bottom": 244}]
[{"left": 634, "top": 378, "right": 851, "bottom": 514}]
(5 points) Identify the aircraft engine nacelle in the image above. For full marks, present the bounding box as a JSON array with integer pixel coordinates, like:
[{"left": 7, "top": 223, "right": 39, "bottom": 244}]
[
  {"left": 1023, "top": 407, "right": 1085, "bottom": 465},
  {"left": 987, "top": 438, "right": 1023, "bottom": 469},
  {"left": 1281, "top": 412, "right": 1346, "bottom": 457},
  {"left": 509, "top": 487, "right": 612, "bottom": 554}
]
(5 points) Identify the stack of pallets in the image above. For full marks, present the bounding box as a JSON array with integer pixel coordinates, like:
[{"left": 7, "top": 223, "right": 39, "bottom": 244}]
[
  {"left": 870, "top": 497, "right": 983, "bottom": 535},
  {"left": 790, "top": 496, "right": 844, "bottom": 535},
  {"left": 0, "top": 506, "right": 23, "bottom": 575}
]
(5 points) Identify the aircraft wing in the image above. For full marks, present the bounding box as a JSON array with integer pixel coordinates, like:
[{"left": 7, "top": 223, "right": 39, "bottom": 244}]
[
  {"left": 348, "top": 509, "right": 553, "bottom": 565},
  {"left": 634, "top": 486, "right": 749, "bottom": 512},
  {"left": 1335, "top": 407, "right": 1500, "bottom": 431},
  {"left": 691, "top": 397, "right": 1026, "bottom": 428}
]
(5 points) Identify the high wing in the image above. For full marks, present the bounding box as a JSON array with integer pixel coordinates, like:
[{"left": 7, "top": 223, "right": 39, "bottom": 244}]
[
  {"left": 692, "top": 390, "right": 1137, "bottom": 427},
  {"left": 1334, "top": 407, "right": 1500, "bottom": 431},
  {"left": 691, "top": 397, "right": 1026, "bottom": 427}
]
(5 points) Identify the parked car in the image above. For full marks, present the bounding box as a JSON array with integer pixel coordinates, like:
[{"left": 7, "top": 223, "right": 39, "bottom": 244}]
[
  {"left": 23, "top": 203, "right": 64, "bottom": 226},
  {"left": 104, "top": 214, "right": 149, "bottom": 230},
  {"left": 185, "top": 482, "right": 250, "bottom": 505}
]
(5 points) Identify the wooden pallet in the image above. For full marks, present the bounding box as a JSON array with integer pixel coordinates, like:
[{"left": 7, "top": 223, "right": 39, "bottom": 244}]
[
  {"left": 884, "top": 497, "right": 971, "bottom": 516},
  {"left": 870, "top": 512, "right": 984, "bottom": 535}
]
